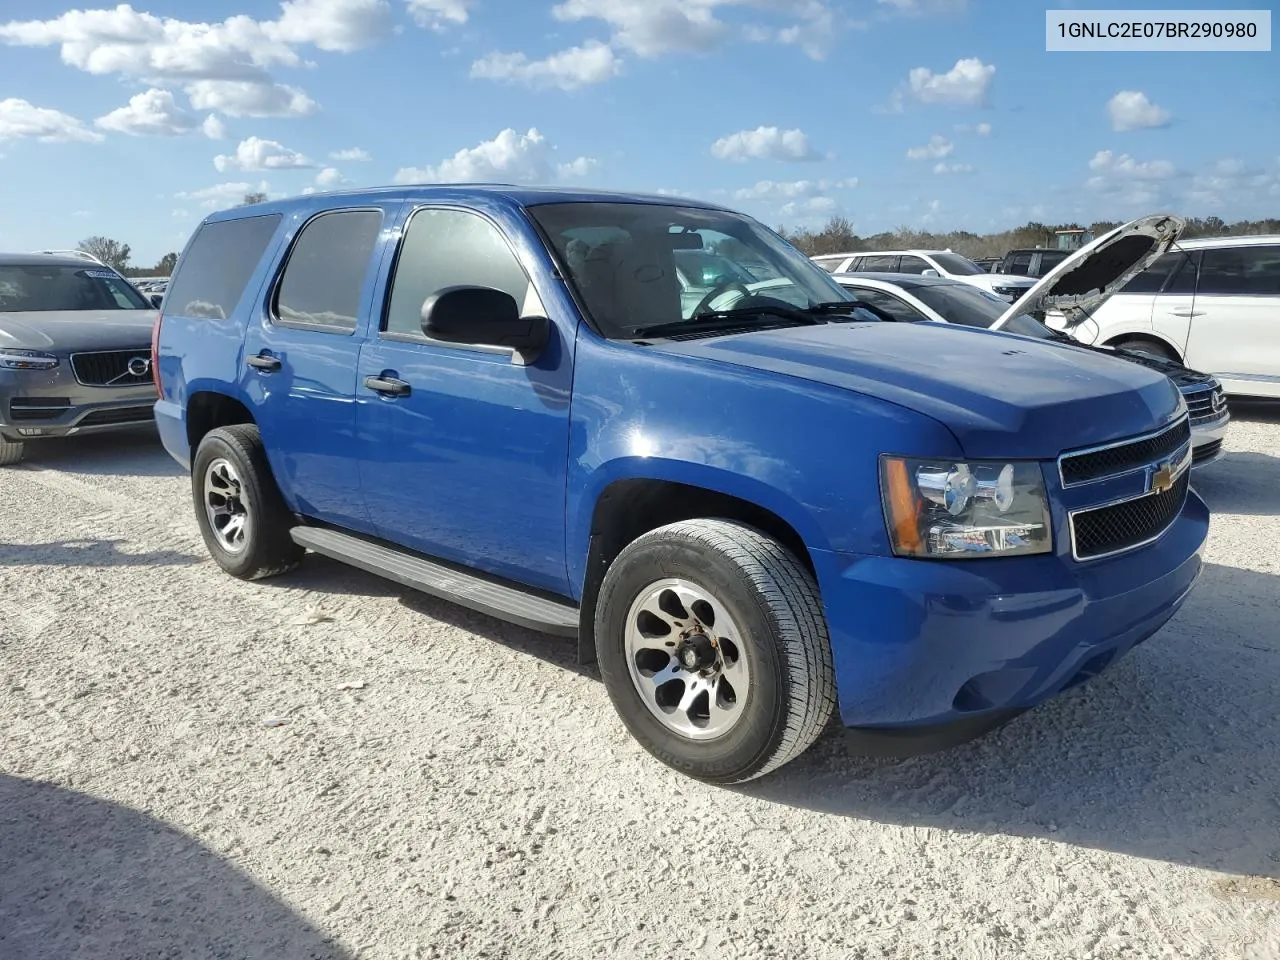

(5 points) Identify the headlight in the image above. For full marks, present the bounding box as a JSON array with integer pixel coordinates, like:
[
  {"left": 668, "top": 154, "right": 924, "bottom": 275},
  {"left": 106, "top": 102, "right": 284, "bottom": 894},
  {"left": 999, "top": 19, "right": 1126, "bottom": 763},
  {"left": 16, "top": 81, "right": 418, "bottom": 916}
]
[
  {"left": 880, "top": 456, "right": 1052, "bottom": 558},
  {"left": 0, "top": 349, "right": 59, "bottom": 370}
]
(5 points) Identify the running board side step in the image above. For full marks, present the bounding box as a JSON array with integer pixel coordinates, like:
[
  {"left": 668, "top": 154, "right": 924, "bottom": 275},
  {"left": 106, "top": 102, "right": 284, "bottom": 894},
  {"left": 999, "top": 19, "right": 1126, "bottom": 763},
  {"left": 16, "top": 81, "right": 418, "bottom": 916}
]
[{"left": 290, "top": 526, "right": 579, "bottom": 637}]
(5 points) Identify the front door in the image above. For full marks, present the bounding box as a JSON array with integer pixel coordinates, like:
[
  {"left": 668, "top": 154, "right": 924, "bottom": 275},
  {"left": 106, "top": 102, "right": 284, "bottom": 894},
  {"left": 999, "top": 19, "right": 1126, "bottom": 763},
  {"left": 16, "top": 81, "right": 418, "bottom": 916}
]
[
  {"left": 355, "top": 205, "right": 575, "bottom": 595},
  {"left": 1183, "top": 243, "right": 1280, "bottom": 397},
  {"left": 242, "top": 203, "right": 398, "bottom": 534}
]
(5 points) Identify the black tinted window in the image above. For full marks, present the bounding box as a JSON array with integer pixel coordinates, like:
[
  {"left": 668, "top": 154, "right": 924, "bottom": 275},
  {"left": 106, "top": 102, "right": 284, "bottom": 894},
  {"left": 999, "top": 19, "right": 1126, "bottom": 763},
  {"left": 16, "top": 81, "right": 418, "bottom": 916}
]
[
  {"left": 1197, "top": 245, "right": 1280, "bottom": 296},
  {"left": 1122, "top": 252, "right": 1182, "bottom": 294},
  {"left": 275, "top": 210, "right": 382, "bottom": 333},
  {"left": 845, "top": 287, "right": 925, "bottom": 322},
  {"left": 861, "top": 255, "right": 898, "bottom": 272},
  {"left": 912, "top": 283, "right": 1008, "bottom": 328},
  {"left": 897, "top": 256, "right": 929, "bottom": 275},
  {"left": 1165, "top": 252, "right": 1199, "bottom": 295},
  {"left": 165, "top": 214, "right": 281, "bottom": 320},
  {"left": 1006, "top": 253, "right": 1033, "bottom": 276},
  {"left": 385, "top": 209, "right": 531, "bottom": 336}
]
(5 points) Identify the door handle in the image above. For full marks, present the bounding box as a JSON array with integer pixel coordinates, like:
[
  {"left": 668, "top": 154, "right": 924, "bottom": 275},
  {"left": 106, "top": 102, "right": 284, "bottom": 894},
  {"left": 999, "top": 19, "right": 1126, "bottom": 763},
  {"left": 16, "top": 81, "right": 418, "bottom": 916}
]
[
  {"left": 1169, "top": 309, "right": 1203, "bottom": 318},
  {"left": 246, "top": 353, "right": 281, "bottom": 372},
  {"left": 363, "top": 375, "right": 411, "bottom": 397}
]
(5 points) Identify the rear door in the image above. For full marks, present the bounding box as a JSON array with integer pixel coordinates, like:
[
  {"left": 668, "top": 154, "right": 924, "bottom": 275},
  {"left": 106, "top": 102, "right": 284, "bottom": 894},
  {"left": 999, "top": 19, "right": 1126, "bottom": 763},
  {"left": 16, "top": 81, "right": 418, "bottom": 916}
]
[
  {"left": 242, "top": 203, "right": 399, "bottom": 533},
  {"left": 1183, "top": 243, "right": 1280, "bottom": 396}
]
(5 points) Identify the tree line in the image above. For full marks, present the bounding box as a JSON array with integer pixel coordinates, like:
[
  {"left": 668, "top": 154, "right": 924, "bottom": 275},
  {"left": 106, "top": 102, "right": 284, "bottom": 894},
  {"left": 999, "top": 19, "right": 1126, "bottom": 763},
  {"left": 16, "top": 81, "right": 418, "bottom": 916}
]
[{"left": 779, "top": 215, "right": 1280, "bottom": 259}]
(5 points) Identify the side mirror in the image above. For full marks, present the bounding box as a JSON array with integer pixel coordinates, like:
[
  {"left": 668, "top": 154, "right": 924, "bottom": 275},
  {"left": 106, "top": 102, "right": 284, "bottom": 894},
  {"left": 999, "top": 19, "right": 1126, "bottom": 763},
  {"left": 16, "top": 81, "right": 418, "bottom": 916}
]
[
  {"left": 149, "top": 293, "right": 164, "bottom": 308},
  {"left": 921, "top": 269, "right": 940, "bottom": 278},
  {"left": 421, "top": 285, "right": 549, "bottom": 362}
]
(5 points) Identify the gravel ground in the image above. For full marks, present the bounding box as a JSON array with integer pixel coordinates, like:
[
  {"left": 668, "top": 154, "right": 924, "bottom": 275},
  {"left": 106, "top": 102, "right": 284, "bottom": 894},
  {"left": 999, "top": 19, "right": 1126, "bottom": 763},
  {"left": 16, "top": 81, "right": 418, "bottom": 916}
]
[{"left": 2, "top": 408, "right": 1279, "bottom": 960}]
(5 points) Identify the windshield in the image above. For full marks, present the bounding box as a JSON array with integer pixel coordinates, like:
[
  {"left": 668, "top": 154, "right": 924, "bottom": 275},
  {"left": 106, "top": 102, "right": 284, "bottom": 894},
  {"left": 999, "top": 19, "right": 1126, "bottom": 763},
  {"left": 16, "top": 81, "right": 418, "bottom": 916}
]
[
  {"left": 0, "top": 264, "right": 150, "bottom": 312},
  {"left": 912, "top": 282, "right": 1052, "bottom": 339},
  {"left": 930, "top": 253, "right": 986, "bottom": 276},
  {"left": 528, "top": 202, "right": 851, "bottom": 338}
]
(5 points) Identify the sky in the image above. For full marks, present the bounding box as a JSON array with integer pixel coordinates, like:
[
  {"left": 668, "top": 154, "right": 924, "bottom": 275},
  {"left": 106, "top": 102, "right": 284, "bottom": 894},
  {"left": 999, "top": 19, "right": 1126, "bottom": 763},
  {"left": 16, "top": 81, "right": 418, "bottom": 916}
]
[{"left": 0, "top": 0, "right": 1277, "bottom": 266}]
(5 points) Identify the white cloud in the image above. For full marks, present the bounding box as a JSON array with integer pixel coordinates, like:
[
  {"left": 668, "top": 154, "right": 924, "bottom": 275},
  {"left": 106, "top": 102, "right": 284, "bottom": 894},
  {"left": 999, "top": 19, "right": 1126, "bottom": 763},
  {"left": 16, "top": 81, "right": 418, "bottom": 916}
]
[
  {"left": 1087, "top": 149, "right": 1175, "bottom": 181},
  {"left": 94, "top": 88, "right": 195, "bottom": 137},
  {"left": 711, "top": 125, "right": 821, "bottom": 162},
  {"left": 557, "top": 155, "right": 598, "bottom": 178},
  {"left": 906, "top": 134, "right": 953, "bottom": 160},
  {"left": 407, "top": 0, "right": 474, "bottom": 29},
  {"left": 330, "top": 146, "right": 371, "bottom": 161},
  {"left": 175, "top": 180, "right": 271, "bottom": 209},
  {"left": 900, "top": 57, "right": 995, "bottom": 107},
  {"left": 878, "top": 0, "right": 968, "bottom": 13},
  {"left": 186, "top": 80, "right": 318, "bottom": 118},
  {"left": 393, "top": 127, "right": 596, "bottom": 185},
  {"left": 268, "top": 0, "right": 392, "bottom": 52},
  {"left": 933, "top": 161, "right": 973, "bottom": 175},
  {"left": 954, "top": 120, "right": 992, "bottom": 136},
  {"left": 214, "top": 136, "right": 314, "bottom": 172},
  {"left": 0, "top": 98, "right": 103, "bottom": 143},
  {"left": 471, "top": 41, "right": 622, "bottom": 90},
  {"left": 202, "top": 114, "right": 227, "bottom": 139},
  {"left": 780, "top": 195, "right": 838, "bottom": 218},
  {"left": 1107, "top": 90, "right": 1171, "bottom": 132},
  {"left": 734, "top": 178, "right": 857, "bottom": 200},
  {"left": 315, "top": 166, "right": 344, "bottom": 187}
]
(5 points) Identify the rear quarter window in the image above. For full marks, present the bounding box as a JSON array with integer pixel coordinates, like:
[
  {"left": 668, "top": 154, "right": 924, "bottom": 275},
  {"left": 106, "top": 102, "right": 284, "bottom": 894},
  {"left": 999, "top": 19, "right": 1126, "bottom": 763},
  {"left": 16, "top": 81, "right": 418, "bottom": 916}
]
[{"left": 165, "top": 213, "right": 282, "bottom": 320}]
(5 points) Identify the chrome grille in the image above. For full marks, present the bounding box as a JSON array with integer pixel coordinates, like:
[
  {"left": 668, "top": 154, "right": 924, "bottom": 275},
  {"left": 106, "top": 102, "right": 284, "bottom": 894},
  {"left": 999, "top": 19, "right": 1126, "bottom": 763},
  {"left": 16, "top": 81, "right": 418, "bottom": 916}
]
[
  {"left": 1183, "top": 383, "right": 1228, "bottom": 424},
  {"left": 1071, "top": 469, "right": 1190, "bottom": 561},
  {"left": 70, "top": 349, "right": 152, "bottom": 387},
  {"left": 1059, "top": 418, "right": 1191, "bottom": 487}
]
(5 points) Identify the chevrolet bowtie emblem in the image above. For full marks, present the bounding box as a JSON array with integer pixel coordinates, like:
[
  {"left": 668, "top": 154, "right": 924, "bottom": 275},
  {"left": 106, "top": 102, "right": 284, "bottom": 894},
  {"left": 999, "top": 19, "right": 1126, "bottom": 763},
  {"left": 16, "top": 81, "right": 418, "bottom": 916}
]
[{"left": 1151, "top": 462, "right": 1174, "bottom": 495}]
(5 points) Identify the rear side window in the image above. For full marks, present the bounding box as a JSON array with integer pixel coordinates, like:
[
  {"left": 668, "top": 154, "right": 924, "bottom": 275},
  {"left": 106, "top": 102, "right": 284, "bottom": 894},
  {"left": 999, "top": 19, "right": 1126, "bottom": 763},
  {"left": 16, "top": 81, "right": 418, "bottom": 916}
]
[
  {"left": 274, "top": 209, "right": 383, "bottom": 333},
  {"left": 897, "top": 255, "right": 929, "bottom": 275},
  {"left": 812, "top": 257, "right": 843, "bottom": 273},
  {"left": 1006, "top": 253, "right": 1034, "bottom": 275},
  {"left": 848, "top": 287, "right": 926, "bottom": 322},
  {"left": 165, "top": 214, "right": 281, "bottom": 320},
  {"left": 861, "top": 255, "right": 898, "bottom": 272},
  {"left": 1197, "top": 245, "right": 1280, "bottom": 296},
  {"left": 384, "top": 208, "right": 532, "bottom": 337}
]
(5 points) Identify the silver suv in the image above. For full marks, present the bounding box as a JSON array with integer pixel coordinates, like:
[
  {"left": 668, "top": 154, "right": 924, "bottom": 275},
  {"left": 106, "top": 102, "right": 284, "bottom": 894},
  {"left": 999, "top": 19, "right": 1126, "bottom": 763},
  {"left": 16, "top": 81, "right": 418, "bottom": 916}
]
[{"left": 0, "top": 254, "right": 158, "bottom": 465}]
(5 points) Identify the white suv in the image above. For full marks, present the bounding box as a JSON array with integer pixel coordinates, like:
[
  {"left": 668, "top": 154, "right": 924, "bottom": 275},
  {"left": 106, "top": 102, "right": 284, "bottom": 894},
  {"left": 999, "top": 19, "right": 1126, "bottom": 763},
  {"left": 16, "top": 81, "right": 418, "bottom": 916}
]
[
  {"left": 1074, "top": 235, "right": 1280, "bottom": 398},
  {"left": 811, "top": 250, "right": 1036, "bottom": 302}
]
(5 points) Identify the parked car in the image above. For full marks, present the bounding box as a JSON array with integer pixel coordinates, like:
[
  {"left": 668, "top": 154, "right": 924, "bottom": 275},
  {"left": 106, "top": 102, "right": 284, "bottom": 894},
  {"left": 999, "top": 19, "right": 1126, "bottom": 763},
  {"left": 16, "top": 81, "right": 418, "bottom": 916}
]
[
  {"left": 972, "top": 257, "right": 1003, "bottom": 273},
  {"left": 0, "top": 253, "right": 160, "bottom": 465},
  {"left": 832, "top": 273, "right": 1229, "bottom": 466},
  {"left": 155, "top": 194, "right": 1206, "bottom": 782},
  {"left": 1067, "top": 235, "right": 1280, "bottom": 399},
  {"left": 810, "top": 250, "right": 1036, "bottom": 302},
  {"left": 996, "top": 248, "right": 1071, "bottom": 278}
]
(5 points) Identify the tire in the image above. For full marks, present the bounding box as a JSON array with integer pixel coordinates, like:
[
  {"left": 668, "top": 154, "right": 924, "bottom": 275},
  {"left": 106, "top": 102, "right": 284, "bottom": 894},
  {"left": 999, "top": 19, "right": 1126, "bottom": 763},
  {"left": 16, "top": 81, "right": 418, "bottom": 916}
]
[
  {"left": 1112, "top": 337, "right": 1179, "bottom": 363},
  {"left": 594, "top": 519, "right": 835, "bottom": 783},
  {"left": 0, "top": 438, "right": 25, "bottom": 466},
  {"left": 191, "top": 424, "right": 303, "bottom": 580}
]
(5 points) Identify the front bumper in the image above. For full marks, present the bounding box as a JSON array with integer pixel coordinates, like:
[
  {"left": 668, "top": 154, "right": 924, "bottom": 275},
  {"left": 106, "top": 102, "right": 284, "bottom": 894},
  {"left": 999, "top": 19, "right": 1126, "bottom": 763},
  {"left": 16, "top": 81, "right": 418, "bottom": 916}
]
[
  {"left": 1, "top": 369, "right": 155, "bottom": 442},
  {"left": 1189, "top": 410, "right": 1230, "bottom": 467},
  {"left": 811, "top": 488, "right": 1208, "bottom": 735}
]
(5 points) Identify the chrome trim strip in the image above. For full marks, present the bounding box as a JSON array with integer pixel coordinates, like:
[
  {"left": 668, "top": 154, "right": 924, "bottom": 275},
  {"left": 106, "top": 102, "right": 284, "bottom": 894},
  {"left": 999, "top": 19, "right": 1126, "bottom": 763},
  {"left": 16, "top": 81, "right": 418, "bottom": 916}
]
[
  {"left": 1068, "top": 442, "right": 1192, "bottom": 562},
  {"left": 1057, "top": 413, "right": 1190, "bottom": 488}
]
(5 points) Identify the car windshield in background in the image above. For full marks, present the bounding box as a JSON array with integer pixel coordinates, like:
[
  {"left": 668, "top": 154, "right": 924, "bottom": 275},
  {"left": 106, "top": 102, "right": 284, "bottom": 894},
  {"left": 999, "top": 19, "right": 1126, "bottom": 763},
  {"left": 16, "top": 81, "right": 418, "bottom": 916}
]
[
  {"left": 0, "top": 264, "right": 150, "bottom": 312},
  {"left": 529, "top": 202, "right": 850, "bottom": 338},
  {"left": 912, "top": 282, "right": 1051, "bottom": 339},
  {"left": 931, "top": 253, "right": 986, "bottom": 276}
]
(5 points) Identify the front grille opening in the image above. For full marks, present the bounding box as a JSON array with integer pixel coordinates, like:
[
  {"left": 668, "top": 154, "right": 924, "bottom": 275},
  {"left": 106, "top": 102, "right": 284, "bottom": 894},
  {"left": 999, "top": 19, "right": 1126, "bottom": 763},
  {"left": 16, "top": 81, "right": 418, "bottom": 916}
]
[
  {"left": 78, "top": 406, "right": 155, "bottom": 427},
  {"left": 1061, "top": 418, "right": 1191, "bottom": 486},
  {"left": 9, "top": 398, "right": 71, "bottom": 421},
  {"left": 1192, "top": 439, "right": 1224, "bottom": 464},
  {"left": 71, "top": 349, "right": 152, "bottom": 387},
  {"left": 1072, "top": 470, "right": 1189, "bottom": 560}
]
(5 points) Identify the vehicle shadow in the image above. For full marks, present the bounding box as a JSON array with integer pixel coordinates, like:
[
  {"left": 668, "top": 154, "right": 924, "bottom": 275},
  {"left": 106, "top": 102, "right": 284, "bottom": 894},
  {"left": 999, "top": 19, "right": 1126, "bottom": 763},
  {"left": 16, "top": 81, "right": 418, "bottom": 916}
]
[
  {"left": 1227, "top": 399, "right": 1280, "bottom": 423},
  {"left": 736, "top": 561, "right": 1280, "bottom": 879},
  {"left": 1191, "top": 450, "right": 1280, "bottom": 516},
  {"left": 0, "top": 537, "right": 198, "bottom": 568},
  {"left": 19, "top": 425, "right": 181, "bottom": 479},
  {"left": 0, "top": 775, "right": 349, "bottom": 959}
]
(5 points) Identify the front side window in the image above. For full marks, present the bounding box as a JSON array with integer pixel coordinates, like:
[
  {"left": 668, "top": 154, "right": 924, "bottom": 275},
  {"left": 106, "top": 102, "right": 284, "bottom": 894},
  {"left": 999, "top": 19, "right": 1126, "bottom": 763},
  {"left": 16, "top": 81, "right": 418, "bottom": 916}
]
[
  {"left": 860, "top": 255, "right": 899, "bottom": 272},
  {"left": 842, "top": 286, "right": 926, "bottom": 322},
  {"left": 930, "top": 253, "right": 986, "bottom": 276},
  {"left": 1006, "top": 253, "right": 1034, "bottom": 276},
  {"left": 166, "top": 214, "right": 282, "bottom": 320},
  {"left": 1197, "top": 245, "right": 1280, "bottom": 296},
  {"left": 897, "top": 256, "right": 929, "bottom": 275},
  {"left": 0, "top": 264, "right": 150, "bottom": 313},
  {"left": 1165, "top": 252, "right": 1200, "bottom": 295},
  {"left": 384, "top": 208, "right": 532, "bottom": 337},
  {"left": 912, "top": 282, "right": 1009, "bottom": 329},
  {"left": 528, "top": 202, "right": 850, "bottom": 339},
  {"left": 275, "top": 209, "right": 383, "bottom": 333},
  {"left": 1121, "top": 252, "right": 1183, "bottom": 294}
]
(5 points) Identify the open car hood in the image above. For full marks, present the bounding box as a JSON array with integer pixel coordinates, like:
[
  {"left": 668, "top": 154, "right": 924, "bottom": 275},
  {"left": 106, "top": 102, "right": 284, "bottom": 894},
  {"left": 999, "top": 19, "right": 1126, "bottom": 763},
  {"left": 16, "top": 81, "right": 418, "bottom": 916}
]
[{"left": 988, "top": 214, "right": 1185, "bottom": 332}]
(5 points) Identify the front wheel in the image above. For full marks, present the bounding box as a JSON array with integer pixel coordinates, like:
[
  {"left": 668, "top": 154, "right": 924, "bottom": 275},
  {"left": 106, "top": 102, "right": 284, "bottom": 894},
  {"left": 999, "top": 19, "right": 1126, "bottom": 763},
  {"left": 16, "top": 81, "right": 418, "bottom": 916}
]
[
  {"left": 1112, "top": 337, "right": 1180, "bottom": 363},
  {"left": 0, "top": 438, "right": 25, "bottom": 466},
  {"left": 595, "top": 519, "right": 835, "bottom": 783}
]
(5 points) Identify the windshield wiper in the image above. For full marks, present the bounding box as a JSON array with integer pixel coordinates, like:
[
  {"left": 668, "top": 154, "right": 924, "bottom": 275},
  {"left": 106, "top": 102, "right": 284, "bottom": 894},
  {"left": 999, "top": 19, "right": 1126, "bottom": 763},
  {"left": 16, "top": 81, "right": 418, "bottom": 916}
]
[
  {"left": 632, "top": 304, "right": 821, "bottom": 339},
  {"left": 802, "top": 299, "right": 897, "bottom": 324}
]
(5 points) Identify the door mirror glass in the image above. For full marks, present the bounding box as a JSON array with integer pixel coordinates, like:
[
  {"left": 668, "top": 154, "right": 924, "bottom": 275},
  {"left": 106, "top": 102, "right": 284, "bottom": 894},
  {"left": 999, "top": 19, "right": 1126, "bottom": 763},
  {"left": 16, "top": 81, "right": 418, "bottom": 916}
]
[
  {"left": 148, "top": 293, "right": 164, "bottom": 308},
  {"left": 421, "top": 285, "right": 549, "bottom": 361}
]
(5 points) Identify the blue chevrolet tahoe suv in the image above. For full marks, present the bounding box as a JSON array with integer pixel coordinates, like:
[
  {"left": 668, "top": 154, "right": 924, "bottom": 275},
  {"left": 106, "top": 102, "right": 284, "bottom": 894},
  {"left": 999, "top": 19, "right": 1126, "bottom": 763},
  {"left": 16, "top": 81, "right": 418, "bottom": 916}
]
[{"left": 154, "top": 188, "right": 1208, "bottom": 782}]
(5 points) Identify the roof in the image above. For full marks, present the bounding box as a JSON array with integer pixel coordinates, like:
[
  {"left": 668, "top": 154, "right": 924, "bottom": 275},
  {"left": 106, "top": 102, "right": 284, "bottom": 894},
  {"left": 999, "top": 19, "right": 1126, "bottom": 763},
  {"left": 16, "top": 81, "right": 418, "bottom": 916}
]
[
  {"left": 832, "top": 272, "right": 962, "bottom": 289},
  {"left": 0, "top": 252, "right": 118, "bottom": 269},
  {"left": 1172, "top": 234, "right": 1280, "bottom": 249},
  {"left": 205, "top": 184, "right": 730, "bottom": 222}
]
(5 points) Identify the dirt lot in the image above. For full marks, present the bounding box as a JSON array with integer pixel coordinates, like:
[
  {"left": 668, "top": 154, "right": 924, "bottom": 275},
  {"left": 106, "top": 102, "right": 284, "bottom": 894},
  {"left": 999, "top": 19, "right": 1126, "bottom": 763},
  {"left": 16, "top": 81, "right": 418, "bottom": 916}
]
[{"left": 2, "top": 409, "right": 1279, "bottom": 960}]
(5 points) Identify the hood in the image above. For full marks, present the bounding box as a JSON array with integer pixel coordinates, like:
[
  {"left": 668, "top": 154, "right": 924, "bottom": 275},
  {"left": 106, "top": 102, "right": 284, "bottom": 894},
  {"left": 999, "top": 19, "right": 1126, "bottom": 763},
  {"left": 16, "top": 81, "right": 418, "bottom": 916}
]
[
  {"left": 655, "top": 321, "right": 1184, "bottom": 460},
  {"left": 1068, "top": 339, "right": 1217, "bottom": 389},
  {"left": 989, "top": 214, "right": 1185, "bottom": 332},
  {"left": 978, "top": 273, "right": 1036, "bottom": 288},
  {"left": 0, "top": 310, "right": 156, "bottom": 352}
]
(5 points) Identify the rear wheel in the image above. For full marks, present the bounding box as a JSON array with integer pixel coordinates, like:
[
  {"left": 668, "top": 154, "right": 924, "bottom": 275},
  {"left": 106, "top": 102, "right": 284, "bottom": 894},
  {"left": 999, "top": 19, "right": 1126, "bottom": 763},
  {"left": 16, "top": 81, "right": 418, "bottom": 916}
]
[
  {"left": 191, "top": 424, "right": 303, "bottom": 580},
  {"left": 595, "top": 519, "right": 835, "bottom": 783},
  {"left": 0, "top": 438, "right": 25, "bottom": 466},
  {"left": 1112, "top": 337, "right": 1179, "bottom": 363}
]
